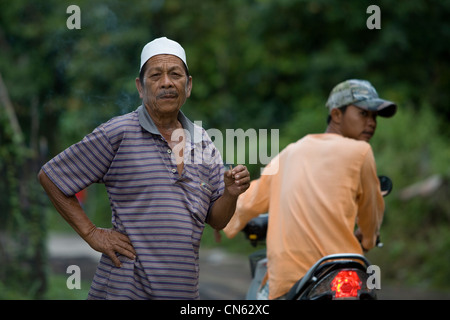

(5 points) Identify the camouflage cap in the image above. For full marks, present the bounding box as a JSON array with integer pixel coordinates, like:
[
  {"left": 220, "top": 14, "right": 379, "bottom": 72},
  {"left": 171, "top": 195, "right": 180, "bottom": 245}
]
[{"left": 325, "top": 79, "right": 397, "bottom": 117}]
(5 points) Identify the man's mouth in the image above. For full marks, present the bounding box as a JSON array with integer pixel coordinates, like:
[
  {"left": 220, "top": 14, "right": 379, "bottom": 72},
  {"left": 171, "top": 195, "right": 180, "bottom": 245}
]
[{"left": 362, "top": 131, "right": 374, "bottom": 139}]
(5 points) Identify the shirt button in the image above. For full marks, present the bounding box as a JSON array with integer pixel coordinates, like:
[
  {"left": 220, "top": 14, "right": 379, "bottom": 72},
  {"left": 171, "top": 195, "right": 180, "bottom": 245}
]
[
  {"left": 167, "top": 149, "right": 172, "bottom": 154},
  {"left": 171, "top": 168, "right": 177, "bottom": 174}
]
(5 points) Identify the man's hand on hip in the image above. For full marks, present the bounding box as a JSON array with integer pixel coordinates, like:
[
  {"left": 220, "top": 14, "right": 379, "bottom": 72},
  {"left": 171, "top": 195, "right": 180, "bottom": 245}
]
[{"left": 85, "top": 227, "right": 136, "bottom": 268}]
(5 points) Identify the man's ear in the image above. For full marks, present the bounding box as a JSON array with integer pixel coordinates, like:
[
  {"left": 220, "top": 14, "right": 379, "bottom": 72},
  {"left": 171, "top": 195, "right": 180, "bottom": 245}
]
[
  {"left": 330, "top": 108, "right": 342, "bottom": 124},
  {"left": 135, "top": 77, "right": 144, "bottom": 99},
  {"left": 185, "top": 76, "right": 193, "bottom": 99}
]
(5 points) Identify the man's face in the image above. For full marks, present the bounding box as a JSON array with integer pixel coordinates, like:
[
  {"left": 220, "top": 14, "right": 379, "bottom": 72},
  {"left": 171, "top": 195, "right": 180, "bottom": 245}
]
[
  {"left": 136, "top": 54, "right": 192, "bottom": 116},
  {"left": 339, "top": 105, "right": 377, "bottom": 142}
]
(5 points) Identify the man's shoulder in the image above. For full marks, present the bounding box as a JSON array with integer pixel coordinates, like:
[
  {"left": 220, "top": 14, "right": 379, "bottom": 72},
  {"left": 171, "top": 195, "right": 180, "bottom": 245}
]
[
  {"left": 291, "top": 134, "right": 373, "bottom": 164},
  {"left": 329, "top": 135, "right": 375, "bottom": 166},
  {"left": 307, "top": 133, "right": 371, "bottom": 149},
  {"left": 339, "top": 135, "right": 371, "bottom": 150},
  {"left": 101, "top": 109, "right": 140, "bottom": 135}
]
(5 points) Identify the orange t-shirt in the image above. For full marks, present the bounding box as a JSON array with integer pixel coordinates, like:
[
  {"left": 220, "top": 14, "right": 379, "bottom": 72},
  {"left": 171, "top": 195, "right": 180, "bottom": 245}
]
[{"left": 223, "top": 133, "right": 384, "bottom": 299}]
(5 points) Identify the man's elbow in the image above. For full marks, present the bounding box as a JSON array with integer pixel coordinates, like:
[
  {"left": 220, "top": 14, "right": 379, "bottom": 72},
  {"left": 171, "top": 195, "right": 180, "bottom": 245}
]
[
  {"left": 37, "top": 168, "right": 45, "bottom": 185},
  {"left": 37, "top": 168, "right": 52, "bottom": 191},
  {"left": 361, "top": 235, "right": 377, "bottom": 252},
  {"left": 206, "top": 217, "right": 229, "bottom": 231}
]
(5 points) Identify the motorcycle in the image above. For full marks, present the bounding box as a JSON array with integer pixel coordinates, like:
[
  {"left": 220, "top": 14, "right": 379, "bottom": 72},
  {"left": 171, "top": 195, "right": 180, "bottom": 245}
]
[{"left": 243, "top": 176, "right": 393, "bottom": 300}]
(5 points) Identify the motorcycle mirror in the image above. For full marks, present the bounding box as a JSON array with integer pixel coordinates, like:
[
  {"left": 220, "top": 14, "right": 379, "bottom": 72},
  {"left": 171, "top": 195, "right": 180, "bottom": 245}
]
[{"left": 378, "top": 176, "right": 393, "bottom": 197}]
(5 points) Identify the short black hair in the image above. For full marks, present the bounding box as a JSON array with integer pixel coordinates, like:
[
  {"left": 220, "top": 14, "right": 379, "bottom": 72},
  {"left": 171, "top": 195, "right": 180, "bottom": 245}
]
[
  {"left": 139, "top": 60, "right": 190, "bottom": 86},
  {"left": 326, "top": 105, "right": 348, "bottom": 124}
]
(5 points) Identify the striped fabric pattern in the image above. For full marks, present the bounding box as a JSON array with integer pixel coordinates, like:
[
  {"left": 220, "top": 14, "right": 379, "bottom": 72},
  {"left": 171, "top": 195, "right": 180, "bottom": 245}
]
[{"left": 42, "top": 106, "right": 225, "bottom": 299}]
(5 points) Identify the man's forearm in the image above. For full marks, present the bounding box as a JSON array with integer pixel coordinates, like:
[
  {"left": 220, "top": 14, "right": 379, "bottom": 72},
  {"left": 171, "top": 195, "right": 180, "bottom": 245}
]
[
  {"left": 207, "top": 164, "right": 250, "bottom": 230},
  {"left": 37, "top": 169, "right": 96, "bottom": 239},
  {"left": 38, "top": 169, "right": 136, "bottom": 267},
  {"left": 207, "top": 191, "right": 238, "bottom": 230}
]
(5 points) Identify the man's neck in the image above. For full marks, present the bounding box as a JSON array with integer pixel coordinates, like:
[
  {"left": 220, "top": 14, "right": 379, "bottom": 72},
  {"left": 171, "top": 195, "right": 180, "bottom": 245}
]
[
  {"left": 325, "top": 123, "right": 342, "bottom": 136},
  {"left": 145, "top": 104, "right": 181, "bottom": 132}
]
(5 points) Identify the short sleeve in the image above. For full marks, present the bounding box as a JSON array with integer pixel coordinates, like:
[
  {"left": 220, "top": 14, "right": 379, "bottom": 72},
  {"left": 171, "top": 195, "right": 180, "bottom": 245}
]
[{"left": 41, "top": 125, "right": 115, "bottom": 197}]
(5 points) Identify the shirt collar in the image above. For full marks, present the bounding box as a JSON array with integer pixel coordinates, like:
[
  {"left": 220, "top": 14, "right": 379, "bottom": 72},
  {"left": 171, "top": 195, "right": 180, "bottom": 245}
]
[{"left": 137, "top": 105, "right": 202, "bottom": 144}]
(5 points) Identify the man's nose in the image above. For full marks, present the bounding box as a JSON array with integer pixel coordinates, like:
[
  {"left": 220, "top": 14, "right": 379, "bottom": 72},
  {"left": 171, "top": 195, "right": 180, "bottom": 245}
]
[
  {"left": 160, "top": 73, "right": 173, "bottom": 88},
  {"left": 368, "top": 114, "right": 377, "bottom": 128}
]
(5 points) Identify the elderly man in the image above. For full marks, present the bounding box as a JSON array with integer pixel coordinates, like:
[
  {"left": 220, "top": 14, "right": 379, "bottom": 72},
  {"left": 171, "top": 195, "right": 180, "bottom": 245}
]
[
  {"left": 224, "top": 79, "right": 396, "bottom": 299},
  {"left": 38, "top": 37, "right": 250, "bottom": 299}
]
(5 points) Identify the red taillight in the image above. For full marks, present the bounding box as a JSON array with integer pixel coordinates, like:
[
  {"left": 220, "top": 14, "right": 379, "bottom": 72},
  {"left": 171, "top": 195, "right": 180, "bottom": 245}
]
[{"left": 330, "top": 270, "right": 362, "bottom": 298}]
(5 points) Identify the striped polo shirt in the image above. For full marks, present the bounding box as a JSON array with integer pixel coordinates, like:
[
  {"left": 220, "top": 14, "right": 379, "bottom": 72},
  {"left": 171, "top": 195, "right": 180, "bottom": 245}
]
[{"left": 42, "top": 105, "right": 225, "bottom": 299}]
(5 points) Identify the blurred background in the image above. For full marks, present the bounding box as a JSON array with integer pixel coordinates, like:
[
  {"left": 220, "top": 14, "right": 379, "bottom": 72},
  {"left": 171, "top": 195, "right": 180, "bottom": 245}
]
[{"left": 0, "top": 0, "right": 449, "bottom": 299}]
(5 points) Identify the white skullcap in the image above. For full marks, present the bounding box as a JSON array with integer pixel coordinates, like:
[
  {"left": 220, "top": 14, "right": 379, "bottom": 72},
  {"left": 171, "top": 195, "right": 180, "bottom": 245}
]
[{"left": 139, "top": 37, "right": 188, "bottom": 73}]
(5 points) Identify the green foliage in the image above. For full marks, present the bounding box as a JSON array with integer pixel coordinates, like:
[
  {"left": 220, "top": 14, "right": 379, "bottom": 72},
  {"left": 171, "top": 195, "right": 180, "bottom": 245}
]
[
  {"left": 1, "top": 0, "right": 449, "bottom": 298},
  {"left": 364, "top": 106, "right": 449, "bottom": 289},
  {"left": 0, "top": 100, "right": 47, "bottom": 299},
  {"left": 366, "top": 106, "right": 450, "bottom": 289}
]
